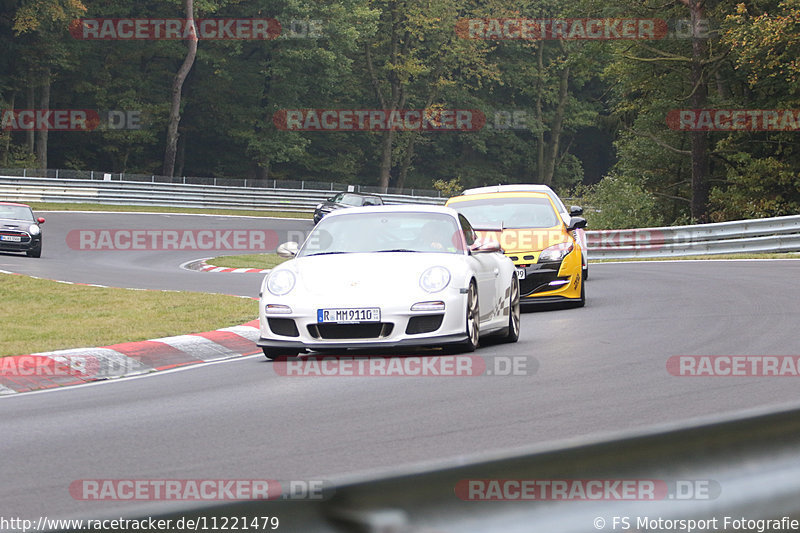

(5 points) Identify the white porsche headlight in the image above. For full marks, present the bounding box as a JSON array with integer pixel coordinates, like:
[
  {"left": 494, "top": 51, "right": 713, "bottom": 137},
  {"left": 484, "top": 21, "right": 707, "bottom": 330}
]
[
  {"left": 267, "top": 270, "right": 296, "bottom": 296},
  {"left": 419, "top": 266, "right": 451, "bottom": 293},
  {"left": 539, "top": 241, "right": 574, "bottom": 262},
  {"left": 28, "top": 224, "right": 41, "bottom": 236}
]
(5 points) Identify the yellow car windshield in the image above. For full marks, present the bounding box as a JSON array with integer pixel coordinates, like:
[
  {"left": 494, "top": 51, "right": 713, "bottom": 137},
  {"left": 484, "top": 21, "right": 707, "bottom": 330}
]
[{"left": 452, "top": 197, "right": 559, "bottom": 229}]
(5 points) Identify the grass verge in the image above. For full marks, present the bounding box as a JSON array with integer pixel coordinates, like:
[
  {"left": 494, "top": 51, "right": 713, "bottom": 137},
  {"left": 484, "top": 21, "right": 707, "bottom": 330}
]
[
  {"left": 26, "top": 202, "right": 313, "bottom": 219},
  {"left": 590, "top": 252, "right": 800, "bottom": 262},
  {"left": 207, "top": 253, "right": 289, "bottom": 269},
  {"left": 0, "top": 273, "right": 257, "bottom": 357}
]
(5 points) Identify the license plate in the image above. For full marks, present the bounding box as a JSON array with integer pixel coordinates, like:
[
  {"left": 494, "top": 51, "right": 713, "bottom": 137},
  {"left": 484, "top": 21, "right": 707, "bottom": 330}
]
[
  {"left": 0, "top": 235, "right": 22, "bottom": 242},
  {"left": 515, "top": 268, "right": 526, "bottom": 280},
  {"left": 318, "top": 308, "right": 381, "bottom": 323}
]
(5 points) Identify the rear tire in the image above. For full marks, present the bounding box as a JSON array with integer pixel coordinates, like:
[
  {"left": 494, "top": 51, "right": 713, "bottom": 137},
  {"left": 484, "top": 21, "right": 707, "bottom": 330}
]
[
  {"left": 262, "top": 347, "right": 298, "bottom": 360},
  {"left": 502, "top": 277, "right": 520, "bottom": 343}
]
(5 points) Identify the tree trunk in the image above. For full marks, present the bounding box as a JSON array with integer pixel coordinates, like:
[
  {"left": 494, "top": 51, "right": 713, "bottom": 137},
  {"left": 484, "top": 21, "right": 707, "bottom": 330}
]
[
  {"left": 255, "top": 163, "right": 269, "bottom": 181},
  {"left": 689, "top": 0, "right": 709, "bottom": 222},
  {"left": 162, "top": 0, "right": 198, "bottom": 177},
  {"left": 396, "top": 133, "right": 416, "bottom": 190},
  {"left": 26, "top": 81, "right": 34, "bottom": 155},
  {"left": 1, "top": 91, "right": 13, "bottom": 166},
  {"left": 175, "top": 132, "right": 186, "bottom": 178},
  {"left": 370, "top": 1, "right": 405, "bottom": 190},
  {"left": 542, "top": 64, "right": 570, "bottom": 185},
  {"left": 535, "top": 44, "right": 545, "bottom": 182},
  {"left": 35, "top": 68, "right": 50, "bottom": 170}
]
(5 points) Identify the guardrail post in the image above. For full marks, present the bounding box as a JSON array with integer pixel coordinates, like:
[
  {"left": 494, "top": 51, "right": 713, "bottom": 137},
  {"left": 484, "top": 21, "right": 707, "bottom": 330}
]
[
  {"left": 55, "top": 169, "right": 59, "bottom": 179},
  {"left": 23, "top": 168, "right": 26, "bottom": 177},
  {"left": 301, "top": 180, "right": 305, "bottom": 189}
]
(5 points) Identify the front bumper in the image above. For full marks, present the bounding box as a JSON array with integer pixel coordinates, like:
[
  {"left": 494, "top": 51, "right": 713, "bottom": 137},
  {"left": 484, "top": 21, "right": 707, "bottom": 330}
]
[
  {"left": 258, "top": 293, "right": 469, "bottom": 350},
  {"left": 514, "top": 259, "right": 582, "bottom": 303},
  {"left": 0, "top": 233, "right": 40, "bottom": 253},
  {"left": 257, "top": 332, "right": 467, "bottom": 350}
]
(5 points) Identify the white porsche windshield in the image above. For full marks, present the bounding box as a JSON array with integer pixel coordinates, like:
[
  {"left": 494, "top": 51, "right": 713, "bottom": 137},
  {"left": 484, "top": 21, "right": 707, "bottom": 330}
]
[{"left": 298, "top": 212, "right": 463, "bottom": 256}]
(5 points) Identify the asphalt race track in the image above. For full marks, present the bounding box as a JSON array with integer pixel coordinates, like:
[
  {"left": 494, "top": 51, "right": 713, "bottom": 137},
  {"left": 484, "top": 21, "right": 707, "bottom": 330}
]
[
  {"left": 0, "top": 211, "right": 314, "bottom": 296},
  {"left": 1, "top": 212, "right": 799, "bottom": 524}
]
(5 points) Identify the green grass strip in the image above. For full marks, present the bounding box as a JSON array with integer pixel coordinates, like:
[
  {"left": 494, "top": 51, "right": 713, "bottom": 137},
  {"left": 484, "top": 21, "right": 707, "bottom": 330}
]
[{"left": 0, "top": 273, "right": 257, "bottom": 357}]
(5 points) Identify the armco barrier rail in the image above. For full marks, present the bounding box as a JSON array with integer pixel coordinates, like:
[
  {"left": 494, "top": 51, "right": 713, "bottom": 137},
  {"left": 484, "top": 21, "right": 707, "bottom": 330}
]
[
  {"left": 137, "top": 404, "right": 800, "bottom": 532},
  {"left": 0, "top": 176, "right": 446, "bottom": 212},
  {"left": 586, "top": 215, "right": 800, "bottom": 259},
  {"left": 0, "top": 168, "right": 443, "bottom": 197},
  {"left": 2, "top": 175, "right": 798, "bottom": 257}
]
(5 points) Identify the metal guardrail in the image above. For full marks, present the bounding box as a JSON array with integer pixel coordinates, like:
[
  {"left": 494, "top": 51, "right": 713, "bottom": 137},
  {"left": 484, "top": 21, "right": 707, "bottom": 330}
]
[
  {"left": 128, "top": 404, "right": 800, "bottom": 532},
  {"left": 0, "top": 168, "right": 443, "bottom": 198},
  {"left": 0, "top": 176, "right": 446, "bottom": 212},
  {"left": 2, "top": 175, "right": 798, "bottom": 257},
  {"left": 586, "top": 215, "right": 800, "bottom": 259}
]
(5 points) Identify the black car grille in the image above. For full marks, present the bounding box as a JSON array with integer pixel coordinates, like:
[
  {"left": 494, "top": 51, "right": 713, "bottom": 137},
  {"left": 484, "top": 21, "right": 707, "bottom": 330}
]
[
  {"left": 268, "top": 318, "right": 299, "bottom": 337},
  {"left": 0, "top": 230, "right": 31, "bottom": 244},
  {"left": 308, "top": 323, "right": 393, "bottom": 340},
  {"left": 405, "top": 315, "right": 444, "bottom": 335},
  {"left": 518, "top": 262, "right": 565, "bottom": 296}
]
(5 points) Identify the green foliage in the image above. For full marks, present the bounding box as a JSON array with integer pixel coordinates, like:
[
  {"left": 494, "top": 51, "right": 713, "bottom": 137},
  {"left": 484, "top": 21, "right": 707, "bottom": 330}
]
[
  {"left": 432, "top": 177, "right": 463, "bottom": 197},
  {"left": 571, "top": 173, "right": 663, "bottom": 230},
  {"left": 709, "top": 151, "right": 800, "bottom": 221},
  {"left": 0, "top": 0, "right": 797, "bottom": 225}
]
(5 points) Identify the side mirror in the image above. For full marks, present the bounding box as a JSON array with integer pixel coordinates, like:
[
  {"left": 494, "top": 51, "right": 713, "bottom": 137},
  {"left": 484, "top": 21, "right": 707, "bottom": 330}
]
[
  {"left": 37, "top": 217, "right": 45, "bottom": 224},
  {"left": 470, "top": 239, "right": 502, "bottom": 254},
  {"left": 567, "top": 217, "right": 587, "bottom": 231},
  {"left": 276, "top": 241, "right": 299, "bottom": 258},
  {"left": 569, "top": 206, "right": 583, "bottom": 216}
]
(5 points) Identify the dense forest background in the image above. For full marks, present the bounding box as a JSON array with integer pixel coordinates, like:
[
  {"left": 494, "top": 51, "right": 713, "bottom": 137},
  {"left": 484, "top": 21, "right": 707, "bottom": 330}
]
[{"left": 1, "top": 0, "right": 798, "bottom": 227}]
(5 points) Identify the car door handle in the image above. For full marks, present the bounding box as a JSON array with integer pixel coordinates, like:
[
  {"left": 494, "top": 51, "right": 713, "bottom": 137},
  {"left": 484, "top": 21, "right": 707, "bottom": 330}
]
[{"left": 493, "top": 268, "right": 499, "bottom": 277}]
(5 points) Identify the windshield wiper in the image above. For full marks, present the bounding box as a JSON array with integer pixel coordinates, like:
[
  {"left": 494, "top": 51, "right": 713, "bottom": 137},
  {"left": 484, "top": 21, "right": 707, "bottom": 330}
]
[
  {"left": 306, "top": 251, "right": 348, "bottom": 256},
  {"left": 375, "top": 249, "right": 420, "bottom": 253}
]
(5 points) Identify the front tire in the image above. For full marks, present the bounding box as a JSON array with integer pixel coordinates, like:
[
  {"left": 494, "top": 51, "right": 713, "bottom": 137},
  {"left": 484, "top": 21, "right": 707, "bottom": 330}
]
[
  {"left": 573, "top": 276, "right": 585, "bottom": 308},
  {"left": 262, "top": 347, "right": 297, "bottom": 360},
  {"left": 443, "top": 281, "right": 480, "bottom": 354},
  {"left": 26, "top": 241, "right": 41, "bottom": 258},
  {"left": 502, "top": 277, "right": 521, "bottom": 343}
]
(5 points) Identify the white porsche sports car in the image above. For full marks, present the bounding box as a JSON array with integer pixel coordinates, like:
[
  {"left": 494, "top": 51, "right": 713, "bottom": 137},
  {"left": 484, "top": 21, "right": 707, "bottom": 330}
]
[{"left": 257, "top": 205, "right": 520, "bottom": 359}]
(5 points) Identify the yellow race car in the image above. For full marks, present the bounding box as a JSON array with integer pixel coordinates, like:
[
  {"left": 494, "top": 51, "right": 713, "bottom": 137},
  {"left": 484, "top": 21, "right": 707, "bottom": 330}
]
[{"left": 446, "top": 185, "right": 587, "bottom": 306}]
